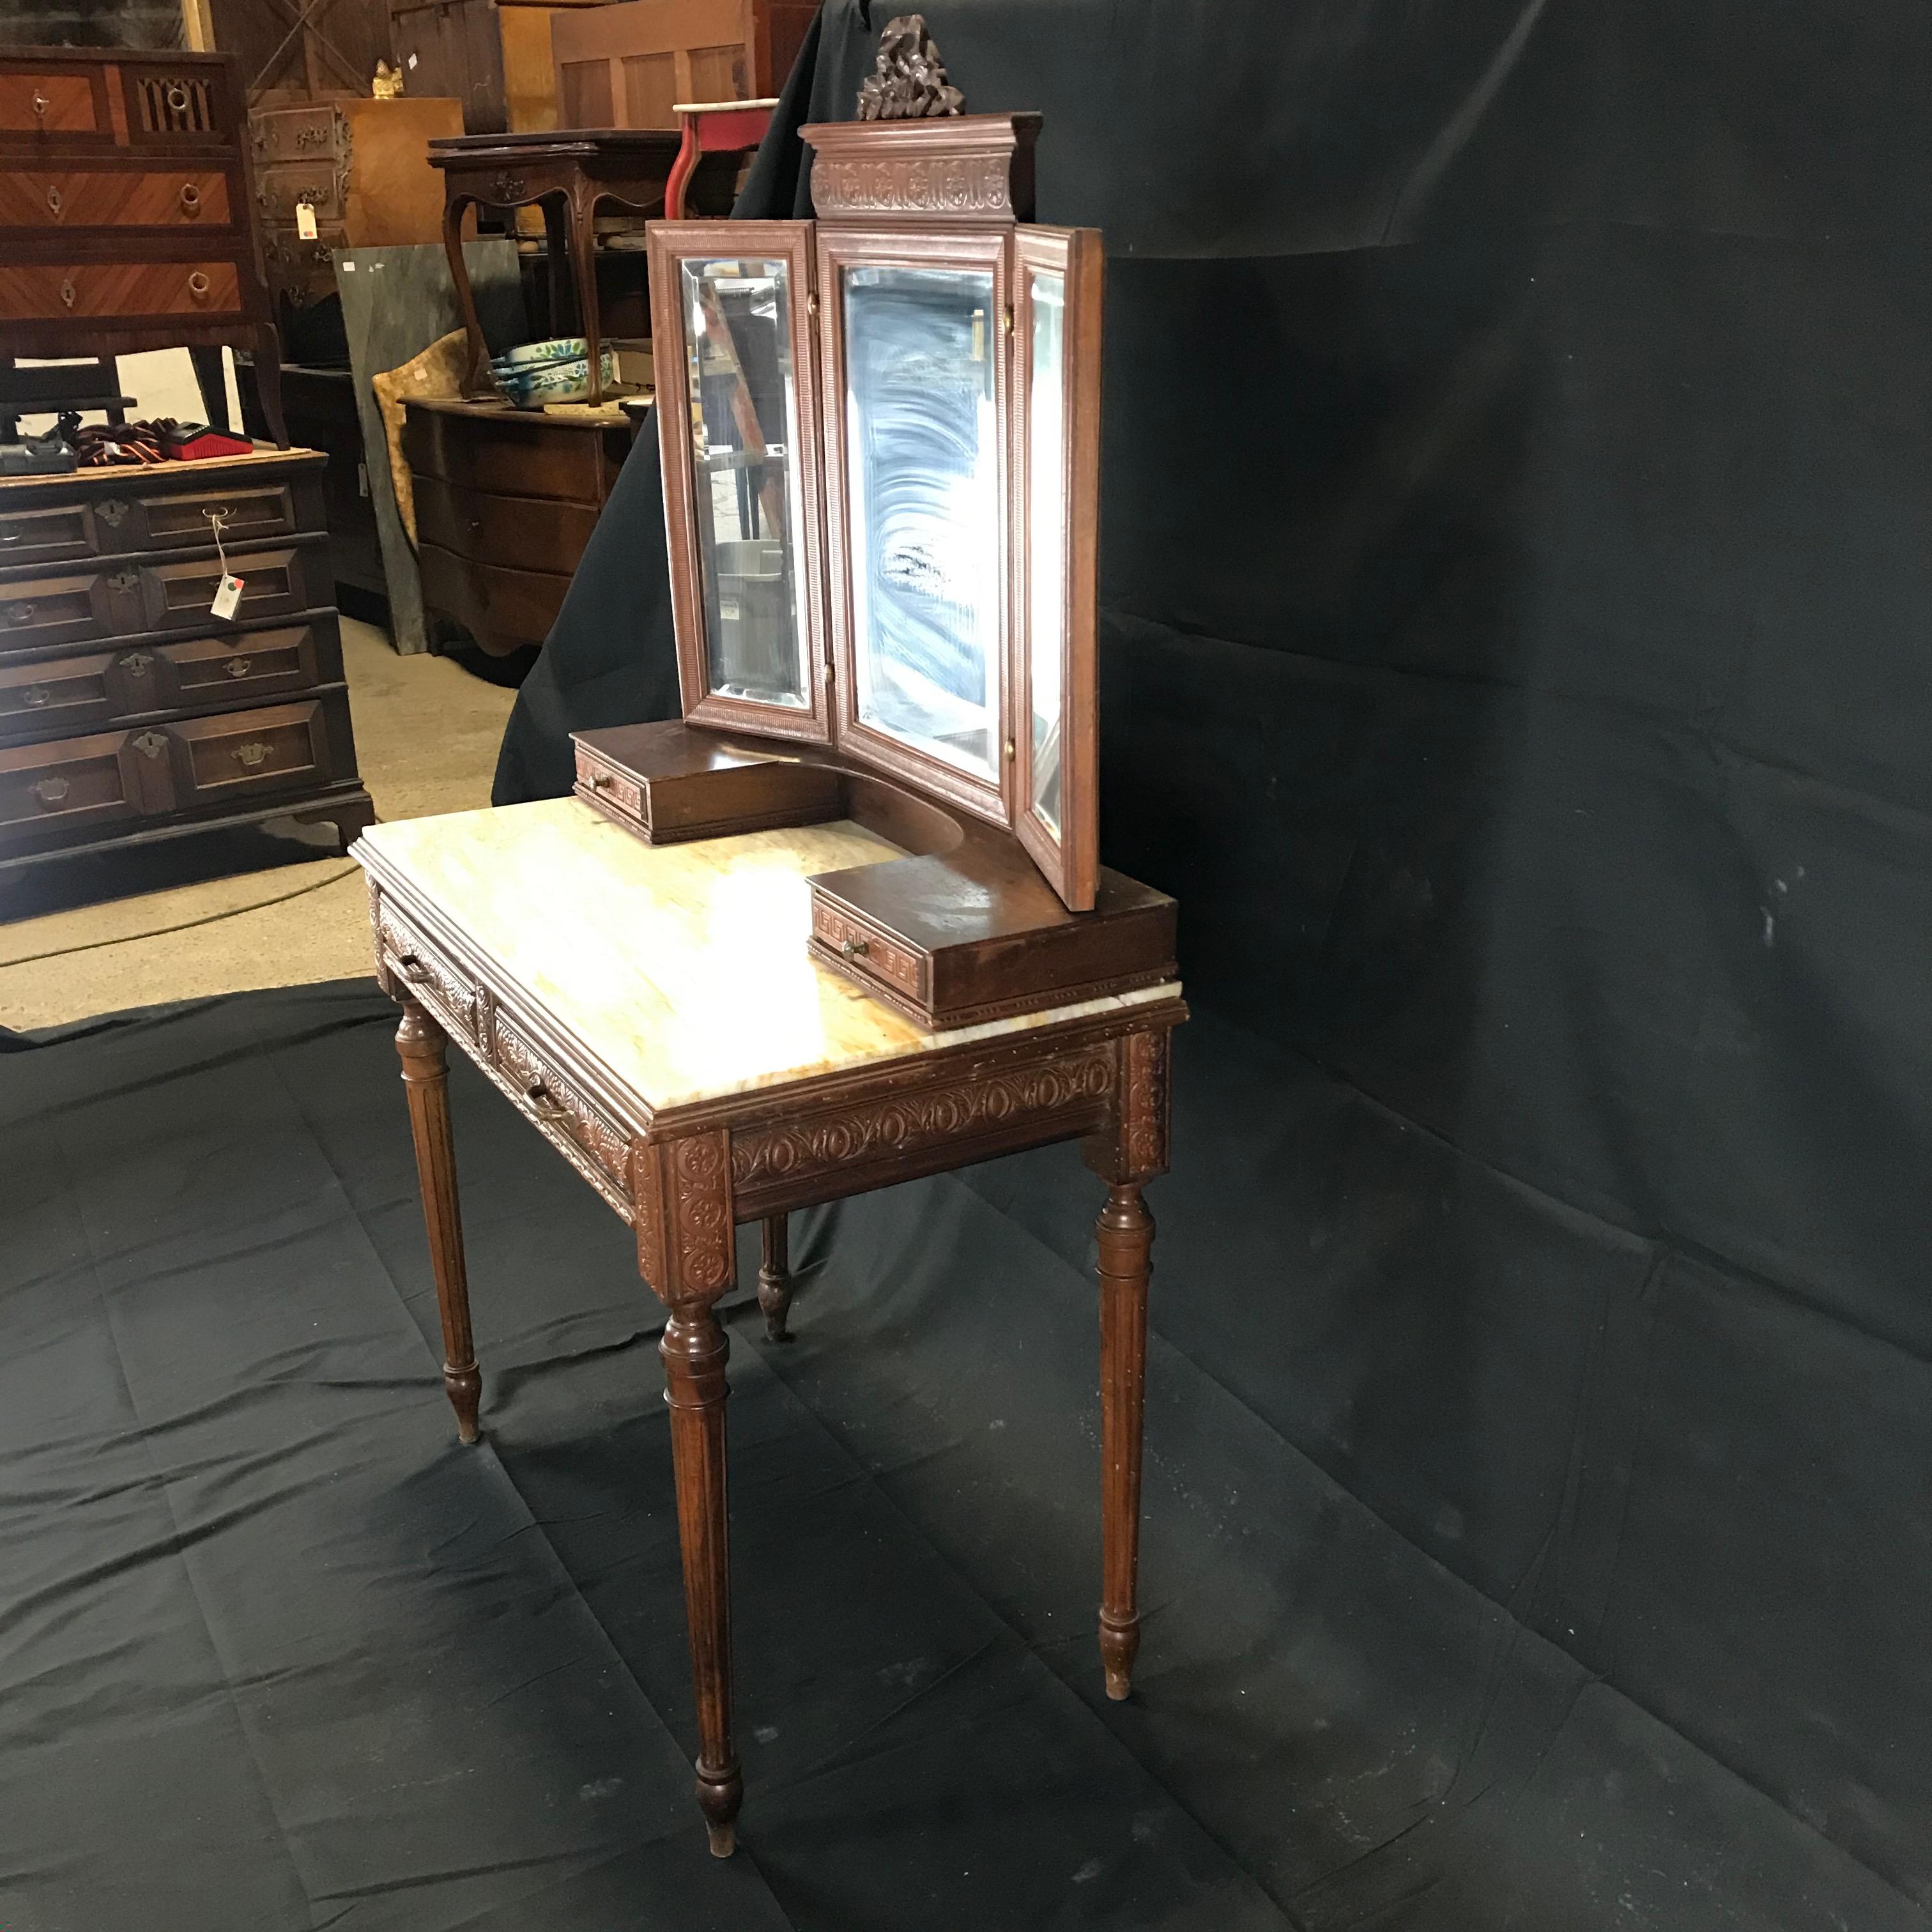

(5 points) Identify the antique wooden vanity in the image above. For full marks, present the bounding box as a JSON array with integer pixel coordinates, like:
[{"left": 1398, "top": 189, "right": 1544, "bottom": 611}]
[{"left": 358, "top": 17, "right": 1183, "bottom": 1858}]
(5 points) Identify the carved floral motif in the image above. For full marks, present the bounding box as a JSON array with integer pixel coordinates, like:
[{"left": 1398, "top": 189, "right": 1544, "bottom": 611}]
[{"left": 814, "top": 155, "right": 1013, "bottom": 218}]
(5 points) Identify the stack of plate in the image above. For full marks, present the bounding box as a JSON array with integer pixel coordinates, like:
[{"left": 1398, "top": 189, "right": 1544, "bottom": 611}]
[{"left": 491, "top": 338, "right": 618, "bottom": 408}]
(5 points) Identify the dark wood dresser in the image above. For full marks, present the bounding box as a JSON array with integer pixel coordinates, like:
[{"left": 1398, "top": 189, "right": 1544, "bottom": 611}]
[
  {"left": 0, "top": 451, "right": 374, "bottom": 879},
  {"left": 403, "top": 395, "right": 627, "bottom": 656},
  {"left": 0, "top": 48, "right": 288, "bottom": 446}
]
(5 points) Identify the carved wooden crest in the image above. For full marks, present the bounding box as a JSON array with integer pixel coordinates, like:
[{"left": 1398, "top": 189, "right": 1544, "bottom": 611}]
[{"left": 857, "top": 15, "right": 965, "bottom": 120}]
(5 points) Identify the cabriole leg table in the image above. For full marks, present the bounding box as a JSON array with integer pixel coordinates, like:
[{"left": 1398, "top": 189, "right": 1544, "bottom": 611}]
[{"left": 357, "top": 799, "right": 1184, "bottom": 1853}]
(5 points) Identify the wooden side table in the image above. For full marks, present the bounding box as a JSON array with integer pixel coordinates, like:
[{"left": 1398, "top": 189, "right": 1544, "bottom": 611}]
[
  {"left": 664, "top": 96, "right": 778, "bottom": 219},
  {"left": 428, "top": 129, "right": 684, "bottom": 405},
  {"left": 355, "top": 796, "right": 1184, "bottom": 1856}
]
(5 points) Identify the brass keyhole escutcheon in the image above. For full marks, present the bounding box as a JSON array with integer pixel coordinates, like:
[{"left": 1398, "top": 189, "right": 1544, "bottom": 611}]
[
  {"left": 120, "top": 651, "right": 154, "bottom": 674},
  {"left": 180, "top": 181, "right": 201, "bottom": 215},
  {"left": 133, "top": 731, "right": 167, "bottom": 759},
  {"left": 31, "top": 89, "right": 48, "bottom": 121},
  {"left": 45, "top": 183, "right": 61, "bottom": 217},
  {"left": 59, "top": 277, "right": 75, "bottom": 310},
  {"left": 96, "top": 496, "right": 127, "bottom": 527},
  {"left": 187, "top": 271, "right": 210, "bottom": 301},
  {"left": 108, "top": 569, "right": 139, "bottom": 595}
]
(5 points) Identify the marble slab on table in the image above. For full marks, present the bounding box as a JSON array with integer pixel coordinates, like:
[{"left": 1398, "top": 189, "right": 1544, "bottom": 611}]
[
  {"left": 335, "top": 241, "right": 525, "bottom": 655},
  {"left": 356, "top": 797, "right": 1182, "bottom": 1112}
]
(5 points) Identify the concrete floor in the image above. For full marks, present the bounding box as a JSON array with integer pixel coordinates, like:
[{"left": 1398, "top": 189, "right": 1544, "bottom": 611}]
[{"left": 0, "top": 619, "right": 517, "bottom": 1029}]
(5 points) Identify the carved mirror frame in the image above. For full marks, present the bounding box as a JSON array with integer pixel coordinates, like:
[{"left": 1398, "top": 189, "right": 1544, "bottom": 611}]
[{"left": 647, "top": 108, "right": 1103, "bottom": 912}]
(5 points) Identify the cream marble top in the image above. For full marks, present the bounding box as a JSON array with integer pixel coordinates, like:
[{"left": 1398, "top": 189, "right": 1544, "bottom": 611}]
[{"left": 355, "top": 797, "right": 1180, "bottom": 1115}]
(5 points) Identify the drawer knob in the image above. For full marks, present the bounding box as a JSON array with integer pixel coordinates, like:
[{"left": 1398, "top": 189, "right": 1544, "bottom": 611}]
[
  {"left": 233, "top": 740, "right": 272, "bottom": 769},
  {"left": 585, "top": 771, "right": 611, "bottom": 790},
  {"left": 223, "top": 656, "right": 252, "bottom": 678},
  {"left": 60, "top": 277, "right": 75, "bottom": 310},
  {"left": 5, "top": 601, "right": 34, "bottom": 625},
  {"left": 179, "top": 181, "right": 201, "bottom": 215},
  {"left": 524, "top": 1080, "right": 571, "bottom": 1124},
  {"left": 109, "top": 569, "right": 139, "bottom": 594},
  {"left": 45, "top": 183, "right": 61, "bottom": 217},
  {"left": 839, "top": 937, "right": 870, "bottom": 962},
  {"left": 96, "top": 496, "right": 128, "bottom": 527},
  {"left": 33, "top": 776, "right": 69, "bottom": 808},
  {"left": 120, "top": 650, "right": 154, "bottom": 674},
  {"left": 133, "top": 730, "right": 167, "bottom": 758},
  {"left": 394, "top": 952, "right": 433, "bottom": 984},
  {"left": 22, "top": 684, "right": 52, "bottom": 708},
  {"left": 165, "top": 82, "right": 190, "bottom": 114},
  {"left": 188, "top": 272, "right": 210, "bottom": 302}
]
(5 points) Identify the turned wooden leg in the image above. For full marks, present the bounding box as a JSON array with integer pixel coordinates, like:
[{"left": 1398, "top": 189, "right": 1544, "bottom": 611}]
[
  {"left": 661, "top": 1303, "right": 740, "bottom": 1855},
  {"left": 1097, "top": 1181, "right": 1153, "bottom": 1699},
  {"left": 395, "top": 1000, "right": 482, "bottom": 1444},
  {"left": 757, "top": 1214, "right": 793, "bottom": 1342}
]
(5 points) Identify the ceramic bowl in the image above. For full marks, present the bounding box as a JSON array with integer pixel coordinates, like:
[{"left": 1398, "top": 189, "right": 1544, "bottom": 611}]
[
  {"left": 493, "top": 336, "right": 591, "bottom": 369},
  {"left": 496, "top": 346, "right": 617, "bottom": 408}
]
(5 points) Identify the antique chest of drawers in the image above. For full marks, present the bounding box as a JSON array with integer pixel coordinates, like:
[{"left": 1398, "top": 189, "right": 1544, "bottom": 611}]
[
  {"left": 0, "top": 48, "right": 288, "bottom": 447},
  {"left": 0, "top": 450, "right": 375, "bottom": 879},
  {"left": 402, "top": 395, "right": 627, "bottom": 657},
  {"left": 249, "top": 95, "right": 463, "bottom": 318}
]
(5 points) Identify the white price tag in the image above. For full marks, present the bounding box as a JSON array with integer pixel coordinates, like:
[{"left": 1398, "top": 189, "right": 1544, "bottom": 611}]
[
  {"left": 211, "top": 573, "right": 244, "bottom": 621},
  {"left": 406, "top": 50, "right": 417, "bottom": 68},
  {"left": 296, "top": 201, "right": 318, "bottom": 241}
]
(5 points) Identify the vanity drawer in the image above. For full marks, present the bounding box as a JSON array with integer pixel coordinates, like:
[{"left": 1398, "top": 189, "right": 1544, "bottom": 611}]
[
  {"left": 811, "top": 900, "right": 926, "bottom": 1002},
  {"left": 96, "top": 477, "right": 301, "bottom": 551},
  {"left": 140, "top": 544, "right": 319, "bottom": 632},
  {"left": 168, "top": 699, "right": 336, "bottom": 808},
  {"left": 0, "top": 728, "right": 150, "bottom": 847},
  {"left": 374, "top": 896, "right": 479, "bottom": 1041},
  {"left": 0, "top": 167, "right": 231, "bottom": 229},
  {"left": 0, "top": 569, "right": 118, "bottom": 654},
  {"left": 0, "top": 259, "right": 240, "bottom": 321},
  {"left": 0, "top": 68, "right": 109, "bottom": 145},
  {"left": 0, "top": 500, "right": 94, "bottom": 567},
  {"left": 0, "top": 650, "right": 116, "bottom": 740},
  {"left": 491, "top": 1006, "right": 632, "bottom": 1192}
]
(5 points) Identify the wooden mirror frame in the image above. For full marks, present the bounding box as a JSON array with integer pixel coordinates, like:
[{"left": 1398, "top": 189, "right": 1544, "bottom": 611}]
[{"left": 644, "top": 111, "right": 1101, "bottom": 912}]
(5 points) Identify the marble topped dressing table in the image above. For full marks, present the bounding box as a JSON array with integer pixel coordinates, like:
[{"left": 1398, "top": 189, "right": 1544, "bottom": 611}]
[{"left": 358, "top": 794, "right": 1183, "bottom": 1854}]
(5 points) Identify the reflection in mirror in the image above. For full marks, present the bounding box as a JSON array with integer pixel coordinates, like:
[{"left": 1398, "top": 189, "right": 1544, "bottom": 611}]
[
  {"left": 1027, "top": 268, "right": 1065, "bottom": 836},
  {"left": 680, "top": 256, "right": 810, "bottom": 708},
  {"left": 842, "top": 264, "right": 1000, "bottom": 778}
]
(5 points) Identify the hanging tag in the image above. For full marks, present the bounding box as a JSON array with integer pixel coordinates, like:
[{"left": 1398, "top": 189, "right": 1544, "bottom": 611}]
[
  {"left": 211, "top": 572, "right": 244, "bottom": 620},
  {"left": 296, "top": 201, "right": 318, "bottom": 241}
]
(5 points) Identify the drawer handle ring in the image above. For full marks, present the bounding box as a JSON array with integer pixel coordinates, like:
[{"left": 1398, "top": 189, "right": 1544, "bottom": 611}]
[
  {"left": 188, "top": 272, "right": 211, "bottom": 301},
  {"left": 5, "top": 602, "right": 35, "bottom": 625},
  {"left": 524, "top": 1081, "right": 572, "bottom": 1124},
  {"left": 60, "top": 278, "right": 75, "bottom": 310},
  {"left": 121, "top": 650, "right": 154, "bottom": 673},
  {"left": 394, "top": 953, "right": 433, "bottom": 984},
  {"left": 166, "top": 82, "right": 190, "bottom": 114},
  {"left": 46, "top": 184, "right": 62, "bottom": 217},
  {"left": 233, "top": 740, "right": 272, "bottom": 769},
  {"left": 224, "top": 656, "right": 252, "bottom": 678},
  {"left": 180, "top": 181, "right": 201, "bottom": 214},
  {"left": 22, "top": 684, "right": 52, "bottom": 709},
  {"left": 96, "top": 497, "right": 128, "bottom": 527},
  {"left": 33, "top": 776, "right": 69, "bottom": 808},
  {"left": 839, "top": 937, "right": 870, "bottom": 962}
]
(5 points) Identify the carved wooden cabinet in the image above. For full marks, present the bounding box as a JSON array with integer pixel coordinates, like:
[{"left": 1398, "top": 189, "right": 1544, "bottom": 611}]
[
  {"left": 0, "top": 49, "right": 289, "bottom": 447},
  {"left": 0, "top": 452, "right": 374, "bottom": 878}
]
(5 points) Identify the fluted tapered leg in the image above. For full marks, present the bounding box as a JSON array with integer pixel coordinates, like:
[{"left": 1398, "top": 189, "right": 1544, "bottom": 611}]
[
  {"left": 662, "top": 1305, "right": 740, "bottom": 1855},
  {"left": 1097, "top": 1182, "right": 1153, "bottom": 1699},
  {"left": 757, "top": 1214, "right": 793, "bottom": 1342},
  {"left": 395, "top": 1000, "right": 482, "bottom": 1444}
]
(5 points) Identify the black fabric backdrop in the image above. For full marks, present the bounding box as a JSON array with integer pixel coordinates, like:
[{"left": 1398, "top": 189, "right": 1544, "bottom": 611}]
[{"left": 8, "top": 1, "right": 1932, "bottom": 1926}]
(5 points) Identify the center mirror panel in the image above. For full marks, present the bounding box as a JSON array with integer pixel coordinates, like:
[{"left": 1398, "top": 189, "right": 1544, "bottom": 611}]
[
  {"left": 819, "top": 231, "right": 1012, "bottom": 820},
  {"left": 648, "top": 221, "right": 831, "bottom": 742}
]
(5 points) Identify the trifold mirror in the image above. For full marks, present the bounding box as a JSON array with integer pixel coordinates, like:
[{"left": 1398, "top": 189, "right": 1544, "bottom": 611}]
[{"left": 646, "top": 109, "right": 1100, "bottom": 911}]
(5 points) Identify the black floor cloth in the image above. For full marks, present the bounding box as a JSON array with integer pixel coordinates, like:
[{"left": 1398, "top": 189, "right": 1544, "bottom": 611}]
[{"left": 4, "top": 983, "right": 1922, "bottom": 1929}]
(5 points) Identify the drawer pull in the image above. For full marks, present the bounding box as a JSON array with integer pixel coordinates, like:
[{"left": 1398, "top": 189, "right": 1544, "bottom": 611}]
[
  {"left": 60, "top": 277, "right": 75, "bottom": 310},
  {"left": 223, "top": 656, "right": 252, "bottom": 678},
  {"left": 120, "top": 650, "right": 154, "bottom": 674},
  {"left": 46, "top": 183, "right": 61, "bottom": 217},
  {"left": 233, "top": 740, "right": 273, "bottom": 769},
  {"left": 394, "top": 953, "right": 433, "bottom": 984},
  {"left": 109, "top": 569, "right": 139, "bottom": 594},
  {"left": 96, "top": 497, "right": 128, "bottom": 527},
  {"left": 179, "top": 181, "right": 201, "bottom": 214},
  {"left": 524, "top": 1081, "right": 572, "bottom": 1124},
  {"left": 585, "top": 771, "right": 611, "bottom": 790},
  {"left": 188, "top": 272, "right": 210, "bottom": 302},
  {"left": 21, "top": 684, "right": 52, "bottom": 708},
  {"left": 133, "top": 730, "right": 167, "bottom": 758},
  {"left": 4, "top": 602, "right": 34, "bottom": 625},
  {"left": 839, "top": 937, "right": 870, "bottom": 962},
  {"left": 33, "top": 776, "right": 69, "bottom": 808}
]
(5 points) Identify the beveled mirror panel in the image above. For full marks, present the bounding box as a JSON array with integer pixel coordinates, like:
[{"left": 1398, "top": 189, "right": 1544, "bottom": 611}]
[
  {"left": 681, "top": 256, "right": 811, "bottom": 708},
  {"left": 841, "top": 262, "right": 1002, "bottom": 781},
  {"left": 648, "top": 222, "right": 831, "bottom": 744},
  {"left": 1025, "top": 264, "right": 1066, "bottom": 836}
]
